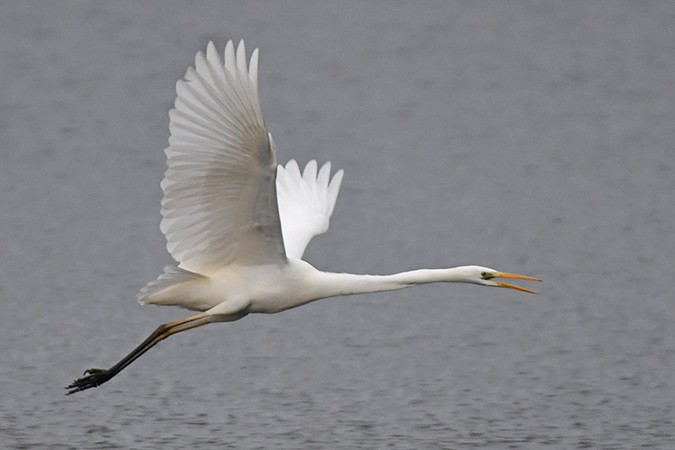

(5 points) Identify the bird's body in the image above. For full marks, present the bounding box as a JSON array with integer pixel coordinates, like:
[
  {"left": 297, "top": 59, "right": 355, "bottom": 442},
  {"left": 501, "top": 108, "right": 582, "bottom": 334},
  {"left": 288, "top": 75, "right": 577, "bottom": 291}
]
[
  {"left": 141, "top": 259, "right": 514, "bottom": 315},
  {"left": 67, "top": 40, "right": 540, "bottom": 394},
  {"left": 140, "top": 259, "right": 333, "bottom": 314}
]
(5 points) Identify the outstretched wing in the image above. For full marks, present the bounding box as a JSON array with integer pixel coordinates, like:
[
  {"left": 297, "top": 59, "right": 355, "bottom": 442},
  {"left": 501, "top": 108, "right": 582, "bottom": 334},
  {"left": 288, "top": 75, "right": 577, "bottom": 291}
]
[
  {"left": 276, "top": 160, "right": 344, "bottom": 259},
  {"left": 161, "top": 41, "right": 286, "bottom": 273}
]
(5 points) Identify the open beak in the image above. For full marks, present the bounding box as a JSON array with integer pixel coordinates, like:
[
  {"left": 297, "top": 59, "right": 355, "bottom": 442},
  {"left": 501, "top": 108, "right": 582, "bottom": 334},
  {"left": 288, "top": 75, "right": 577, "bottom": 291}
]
[{"left": 494, "top": 272, "right": 541, "bottom": 295}]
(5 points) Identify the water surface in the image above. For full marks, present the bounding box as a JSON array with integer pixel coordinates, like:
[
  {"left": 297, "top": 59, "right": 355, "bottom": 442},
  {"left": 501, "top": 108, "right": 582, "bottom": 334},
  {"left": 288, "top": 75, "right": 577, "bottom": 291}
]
[{"left": 1, "top": 1, "right": 674, "bottom": 448}]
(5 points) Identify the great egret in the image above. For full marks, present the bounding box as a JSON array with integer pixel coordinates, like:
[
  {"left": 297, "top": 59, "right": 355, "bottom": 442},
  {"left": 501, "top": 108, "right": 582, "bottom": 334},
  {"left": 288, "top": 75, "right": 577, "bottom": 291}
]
[{"left": 66, "top": 41, "right": 540, "bottom": 394}]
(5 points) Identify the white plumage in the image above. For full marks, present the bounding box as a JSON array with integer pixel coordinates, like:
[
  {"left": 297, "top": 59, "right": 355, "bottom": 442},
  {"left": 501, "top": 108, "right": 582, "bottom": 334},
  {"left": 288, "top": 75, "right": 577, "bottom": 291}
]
[
  {"left": 160, "top": 41, "right": 283, "bottom": 272},
  {"left": 67, "top": 40, "right": 539, "bottom": 394},
  {"left": 277, "top": 159, "right": 343, "bottom": 259}
]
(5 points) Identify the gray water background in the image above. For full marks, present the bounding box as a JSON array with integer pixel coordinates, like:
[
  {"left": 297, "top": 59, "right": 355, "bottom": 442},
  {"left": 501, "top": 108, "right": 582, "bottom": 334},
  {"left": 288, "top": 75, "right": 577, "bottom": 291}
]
[{"left": 2, "top": 1, "right": 674, "bottom": 448}]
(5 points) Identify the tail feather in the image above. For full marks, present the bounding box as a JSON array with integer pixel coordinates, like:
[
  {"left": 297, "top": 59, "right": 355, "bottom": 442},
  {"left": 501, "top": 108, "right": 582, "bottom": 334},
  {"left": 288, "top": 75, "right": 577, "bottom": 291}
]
[{"left": 138, "top": 265, "right": 206, "bottom": 305}]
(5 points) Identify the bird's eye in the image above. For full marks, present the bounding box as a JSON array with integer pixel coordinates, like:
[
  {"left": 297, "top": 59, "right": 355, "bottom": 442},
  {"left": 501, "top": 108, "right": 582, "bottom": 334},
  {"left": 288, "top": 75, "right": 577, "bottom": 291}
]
[{"left": 481, "top": 272, "right": 494, "bottom": 280}]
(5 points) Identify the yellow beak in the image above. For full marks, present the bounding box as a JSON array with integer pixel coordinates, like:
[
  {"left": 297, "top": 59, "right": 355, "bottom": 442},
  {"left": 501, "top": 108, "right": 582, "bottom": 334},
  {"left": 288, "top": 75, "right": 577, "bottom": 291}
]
[{"left": 494, "top": 272, "right": 542, "bottom": 295}]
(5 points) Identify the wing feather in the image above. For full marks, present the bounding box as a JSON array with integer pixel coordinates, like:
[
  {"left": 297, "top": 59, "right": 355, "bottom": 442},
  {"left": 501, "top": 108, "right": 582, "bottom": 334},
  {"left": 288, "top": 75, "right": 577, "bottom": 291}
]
[
  {"left": 161, "top": 41, "right": 286, "bottom": 272},
  {"left": 277, "top": 160, "right": 344, "bottom": 259}
]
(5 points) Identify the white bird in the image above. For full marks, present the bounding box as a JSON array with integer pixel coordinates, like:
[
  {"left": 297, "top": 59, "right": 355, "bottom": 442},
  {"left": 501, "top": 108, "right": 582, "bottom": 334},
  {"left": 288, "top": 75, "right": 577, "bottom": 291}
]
[{"left": 67, "top": 41, "right": 540, "bottom": 394}]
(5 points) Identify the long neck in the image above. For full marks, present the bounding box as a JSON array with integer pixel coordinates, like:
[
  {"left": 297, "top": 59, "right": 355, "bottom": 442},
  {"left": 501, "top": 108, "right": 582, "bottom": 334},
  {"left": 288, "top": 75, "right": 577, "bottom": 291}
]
[{"left": 308, "top": 266, "right": 478, "bottom": 299}]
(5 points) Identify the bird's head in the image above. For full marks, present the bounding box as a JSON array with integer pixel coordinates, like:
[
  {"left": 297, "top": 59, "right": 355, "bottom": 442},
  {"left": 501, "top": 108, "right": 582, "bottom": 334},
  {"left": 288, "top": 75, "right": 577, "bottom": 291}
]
[{"left": 465, "top": 266, "right": 541, "bottom": 294}]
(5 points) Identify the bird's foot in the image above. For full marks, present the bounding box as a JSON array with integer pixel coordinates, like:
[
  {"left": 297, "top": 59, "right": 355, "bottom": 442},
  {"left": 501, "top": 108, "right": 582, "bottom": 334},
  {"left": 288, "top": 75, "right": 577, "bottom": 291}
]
[{"left": 66, "top": 368, "right": 112, "bottom": 395}]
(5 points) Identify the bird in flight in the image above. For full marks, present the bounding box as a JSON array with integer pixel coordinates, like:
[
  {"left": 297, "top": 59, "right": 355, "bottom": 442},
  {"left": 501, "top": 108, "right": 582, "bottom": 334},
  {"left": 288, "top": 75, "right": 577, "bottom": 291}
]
[{"left": 67, "top": 41, "right": 540, "bottom": 394}]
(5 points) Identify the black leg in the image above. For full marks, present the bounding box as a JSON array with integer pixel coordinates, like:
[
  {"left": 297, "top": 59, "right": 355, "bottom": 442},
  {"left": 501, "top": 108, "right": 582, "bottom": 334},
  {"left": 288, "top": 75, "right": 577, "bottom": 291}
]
[{"left": 66, "top": 312, "right": 212, "bottom": 395}]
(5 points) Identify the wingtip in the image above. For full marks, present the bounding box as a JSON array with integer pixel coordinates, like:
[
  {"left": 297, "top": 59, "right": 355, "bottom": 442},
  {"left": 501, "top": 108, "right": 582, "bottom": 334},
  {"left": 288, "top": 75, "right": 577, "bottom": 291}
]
[
  {"left": 236, "top": 40, "right": 247, "bottom": 73},
  {"left": 205, "top": 41, "right": 218, "bottom": 61},
  {"left": 249, "top": 48, "right": 259, "bottom": 83},
  {"left": 317, "top": 161, "right": 331, "bottom": 187},
  {"left": 303, "top": 160, "right": 318, "bottom": 181},
  {"left": 285, "top": 159, "right": 300, "bottom": 175},
  {"left": 224, "top": 40, "right": 235, "bottom": 71}
]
